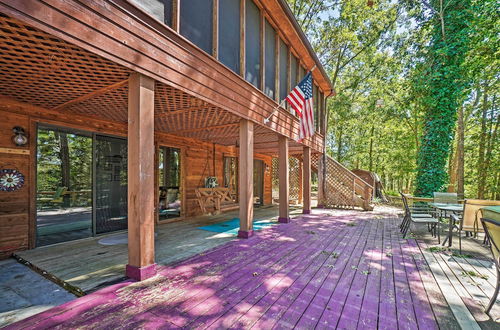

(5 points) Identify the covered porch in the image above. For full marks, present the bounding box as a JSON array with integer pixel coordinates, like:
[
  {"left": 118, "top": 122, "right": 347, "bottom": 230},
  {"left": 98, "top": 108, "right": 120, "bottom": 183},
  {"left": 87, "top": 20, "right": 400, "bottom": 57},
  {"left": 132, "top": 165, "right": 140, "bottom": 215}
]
[{"left": 0, "top": 11, "right": 321, "bottom": 281}]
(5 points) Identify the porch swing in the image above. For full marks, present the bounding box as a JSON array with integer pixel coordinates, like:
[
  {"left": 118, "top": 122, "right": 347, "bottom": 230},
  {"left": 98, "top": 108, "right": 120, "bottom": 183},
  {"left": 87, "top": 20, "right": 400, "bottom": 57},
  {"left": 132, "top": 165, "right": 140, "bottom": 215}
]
[{"left": 194, "top": 142, "right": 238, "bottom": 215}]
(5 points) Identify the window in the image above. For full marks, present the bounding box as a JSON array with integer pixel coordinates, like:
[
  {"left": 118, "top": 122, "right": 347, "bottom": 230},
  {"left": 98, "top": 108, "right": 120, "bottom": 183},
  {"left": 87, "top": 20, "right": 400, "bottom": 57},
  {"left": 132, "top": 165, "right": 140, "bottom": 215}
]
[
  {"left": 219, "top": 0, "right": 240, "bottom": 73},
  {"left": 279, "top": 39, "right": 288, "bottom": 101},
  {"left": 313, "top": 84, "right": 318, "bottom": 131},
  {"left": 264, "top": 19, "right": 276, "bottom": 99},
  {"left": 224, "top": 156, "right": 238, "bottom": 197},
  {"left": 290, "top": 54, "right": 298, "bottom": 90},
  {"left": 319, "top": 90, "right": 325, "bottom": 133},
  {"left": 158, "top": 146, "right": 181, "bottom": 220},
  {"left": 131, "top": 0, "right": 173, "bottom": 27},
  {"left": 180, "top": 0, "right": 213, "bottom": 54},
  {"left": 245, "top": 0, "right": 261, "bottom": 88},
  {"left": 299, "top": 65, "right": 306, "bottom": 82}
]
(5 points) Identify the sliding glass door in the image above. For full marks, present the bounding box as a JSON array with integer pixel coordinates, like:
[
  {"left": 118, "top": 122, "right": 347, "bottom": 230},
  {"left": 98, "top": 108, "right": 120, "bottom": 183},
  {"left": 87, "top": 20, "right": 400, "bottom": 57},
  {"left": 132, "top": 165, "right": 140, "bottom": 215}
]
[
  {"left": 36, "top": 126, "right": 129, "bottom": 246},
  {"left": 36, "top": 127, "right": 93, "bottom": 246},
  {"left": 95, "top": 135, "right": 128, "bottom": 234}
]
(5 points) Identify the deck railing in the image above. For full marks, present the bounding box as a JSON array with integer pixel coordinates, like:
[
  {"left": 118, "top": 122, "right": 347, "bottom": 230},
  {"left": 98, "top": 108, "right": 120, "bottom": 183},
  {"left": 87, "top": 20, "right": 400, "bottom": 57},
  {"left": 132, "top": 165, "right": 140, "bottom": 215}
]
[{"left": 313, "top": 154, "right": 374, "bottom": 210}]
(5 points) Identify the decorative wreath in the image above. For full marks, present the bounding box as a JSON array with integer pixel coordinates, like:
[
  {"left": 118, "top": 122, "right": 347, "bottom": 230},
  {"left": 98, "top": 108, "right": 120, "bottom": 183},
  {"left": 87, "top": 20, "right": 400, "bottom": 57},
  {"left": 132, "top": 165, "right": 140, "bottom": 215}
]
[{"left": 0, "top": 169, "right": 25, "bottom": 192}]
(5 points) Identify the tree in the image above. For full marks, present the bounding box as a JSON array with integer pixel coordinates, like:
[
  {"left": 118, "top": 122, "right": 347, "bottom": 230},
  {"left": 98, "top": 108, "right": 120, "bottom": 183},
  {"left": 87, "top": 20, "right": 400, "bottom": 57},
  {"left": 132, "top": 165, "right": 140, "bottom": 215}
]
[{"left": 413, "top": 0, "right": 473, "bottom": 196}]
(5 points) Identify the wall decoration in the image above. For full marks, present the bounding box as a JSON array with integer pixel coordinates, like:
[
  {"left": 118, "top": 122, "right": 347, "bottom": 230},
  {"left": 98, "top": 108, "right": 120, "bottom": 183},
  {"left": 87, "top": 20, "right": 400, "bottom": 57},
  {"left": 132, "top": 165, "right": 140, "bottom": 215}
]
[{"left": 0, "top": 169, "right": 25, "bottom": 191}]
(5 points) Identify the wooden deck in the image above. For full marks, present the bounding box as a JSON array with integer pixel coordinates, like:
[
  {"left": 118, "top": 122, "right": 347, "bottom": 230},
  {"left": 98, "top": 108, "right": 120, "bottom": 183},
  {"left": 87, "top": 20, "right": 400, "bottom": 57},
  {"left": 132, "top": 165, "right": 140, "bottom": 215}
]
[
  {"left": 10, "top": 206, "right": 498, "bottom": 329},
  {"left": 15, "top": 205, "right": 303, "bottom": 294},
  {"left": 417, "top": 229, "right": 500, "bottom": 328}
]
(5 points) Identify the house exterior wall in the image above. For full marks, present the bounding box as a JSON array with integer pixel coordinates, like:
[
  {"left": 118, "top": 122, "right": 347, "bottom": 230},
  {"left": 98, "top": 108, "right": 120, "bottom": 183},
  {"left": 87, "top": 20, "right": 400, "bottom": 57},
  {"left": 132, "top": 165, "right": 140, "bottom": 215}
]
[{"left": 0, "top": 104, "right": 272, "bottom": 258}]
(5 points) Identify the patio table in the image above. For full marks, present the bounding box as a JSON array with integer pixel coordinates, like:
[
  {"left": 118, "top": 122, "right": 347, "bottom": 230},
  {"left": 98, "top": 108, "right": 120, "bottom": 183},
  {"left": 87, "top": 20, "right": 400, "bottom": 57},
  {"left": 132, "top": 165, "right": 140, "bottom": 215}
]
[{"left": 429, "top": 203, "right": 464, "bottom": 247}]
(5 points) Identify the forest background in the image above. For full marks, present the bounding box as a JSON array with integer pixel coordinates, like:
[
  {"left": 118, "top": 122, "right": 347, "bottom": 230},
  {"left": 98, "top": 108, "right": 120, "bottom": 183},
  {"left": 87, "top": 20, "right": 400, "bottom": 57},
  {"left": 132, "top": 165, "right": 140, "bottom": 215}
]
[{"left": 287, "top": 0, "right": 499, "bottom": 198}]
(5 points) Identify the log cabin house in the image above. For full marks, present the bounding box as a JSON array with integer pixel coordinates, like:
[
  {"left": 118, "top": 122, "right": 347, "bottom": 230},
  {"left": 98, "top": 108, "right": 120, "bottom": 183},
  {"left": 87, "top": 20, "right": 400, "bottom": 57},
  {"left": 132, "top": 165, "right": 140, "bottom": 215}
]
[{"left": 0, "top": 0, "right": 371, "bottom": 281}]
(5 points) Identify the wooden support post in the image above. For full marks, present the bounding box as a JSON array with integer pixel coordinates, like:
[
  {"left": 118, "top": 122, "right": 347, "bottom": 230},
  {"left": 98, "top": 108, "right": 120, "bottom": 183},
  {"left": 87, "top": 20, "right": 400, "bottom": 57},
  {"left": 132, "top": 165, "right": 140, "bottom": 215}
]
[
  {"left": 126, "top": 73, "right": 156, "bottom": 281},
  {"left": 317, "top": 154, "right": 325, "bottom": 208},
  {"left": 303, "top": 146, "right": 311, "bottom": 214},
  {"left": 278, "top": 135, "right": 290, "bottom": 223},
  {"left": 238, "top": 119, "right": 254, "bottom": 238}
]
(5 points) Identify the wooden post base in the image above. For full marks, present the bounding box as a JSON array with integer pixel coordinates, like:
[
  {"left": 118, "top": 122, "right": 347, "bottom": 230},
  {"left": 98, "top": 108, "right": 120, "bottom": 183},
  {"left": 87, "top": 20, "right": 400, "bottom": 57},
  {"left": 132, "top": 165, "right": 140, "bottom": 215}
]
[
  {"left": 237, "top": 230, "right": 254, "bottom": 238},
  {"left": 125, "top": 263, "right": 157, "bottom": 281},
  {"left": 278, "top": 217, "right": 291, "bottom": 223},
  {"left": 303, "top": 210, "right": 311, "bottom": 214}
]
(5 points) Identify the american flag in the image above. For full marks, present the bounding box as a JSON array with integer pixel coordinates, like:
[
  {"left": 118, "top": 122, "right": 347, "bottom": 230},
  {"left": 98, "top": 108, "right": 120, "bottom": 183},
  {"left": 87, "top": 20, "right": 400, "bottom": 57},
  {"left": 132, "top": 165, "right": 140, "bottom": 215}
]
[{"left": 285, "top": 72, "right": 315, "bottom": 141}]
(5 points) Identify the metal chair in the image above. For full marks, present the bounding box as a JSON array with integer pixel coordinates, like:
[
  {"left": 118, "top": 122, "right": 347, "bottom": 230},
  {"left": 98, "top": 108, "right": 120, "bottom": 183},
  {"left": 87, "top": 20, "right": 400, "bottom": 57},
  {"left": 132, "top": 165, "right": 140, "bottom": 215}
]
[
  {"left": 400, "top": 193, "right": 440, "bottom": 243},
  {"left": 481, "top": 217, "right": 500, "bottom": 315}
]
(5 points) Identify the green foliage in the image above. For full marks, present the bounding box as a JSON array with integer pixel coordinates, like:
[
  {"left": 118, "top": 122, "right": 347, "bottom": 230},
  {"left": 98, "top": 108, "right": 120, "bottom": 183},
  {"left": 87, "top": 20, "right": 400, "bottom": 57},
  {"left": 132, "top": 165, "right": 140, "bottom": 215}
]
[{"left": 288, "top": 0, "right": 497, "bottom": 199}]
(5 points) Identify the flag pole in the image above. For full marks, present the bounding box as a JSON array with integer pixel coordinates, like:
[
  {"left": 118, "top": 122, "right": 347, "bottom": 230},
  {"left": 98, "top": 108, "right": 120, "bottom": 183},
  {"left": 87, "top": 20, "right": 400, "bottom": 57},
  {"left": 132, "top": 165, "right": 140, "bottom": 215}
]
[
  {"left": 263, "top": 99, "right": 287, "bottom": 124},
  {"left": 263, "top": 65, "right": 317, "bottom": 124}
]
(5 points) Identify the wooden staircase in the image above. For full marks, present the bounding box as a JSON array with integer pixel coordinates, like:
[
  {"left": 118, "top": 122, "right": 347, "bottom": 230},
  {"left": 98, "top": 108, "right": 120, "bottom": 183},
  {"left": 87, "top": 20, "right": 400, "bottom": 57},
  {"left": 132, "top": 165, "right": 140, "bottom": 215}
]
[{"left": 312, "top": 154, "right": 374, "bottom": 211}]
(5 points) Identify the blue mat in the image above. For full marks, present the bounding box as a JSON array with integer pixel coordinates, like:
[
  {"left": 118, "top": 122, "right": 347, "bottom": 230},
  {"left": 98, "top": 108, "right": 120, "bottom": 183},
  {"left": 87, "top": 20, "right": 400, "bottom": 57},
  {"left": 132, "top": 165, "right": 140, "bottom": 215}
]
[{"left": 198, "top": 218, "right": 277, "bottom": 235}]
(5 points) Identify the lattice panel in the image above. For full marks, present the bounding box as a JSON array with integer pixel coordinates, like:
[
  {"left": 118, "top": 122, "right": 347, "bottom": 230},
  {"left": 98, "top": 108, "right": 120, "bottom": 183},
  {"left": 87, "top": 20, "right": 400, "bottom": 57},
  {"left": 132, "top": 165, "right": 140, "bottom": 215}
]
[
  {"left": 271, "top": 156, "right": 302, "bottom": 205},
  {"left": 65, "top": 84, "right": 128, "bottom": 122},
  {"left": 272, "top": 157, "right": 279, "bottom": 201},
  {"left": 312, "top": 153, "right": 356, "bottom": 209},
  {"left": 0, "top": 14, "right": 131, "bottom": 109},
  {"left": 289, "top": 157, "right": 300, "bottom": 203}
]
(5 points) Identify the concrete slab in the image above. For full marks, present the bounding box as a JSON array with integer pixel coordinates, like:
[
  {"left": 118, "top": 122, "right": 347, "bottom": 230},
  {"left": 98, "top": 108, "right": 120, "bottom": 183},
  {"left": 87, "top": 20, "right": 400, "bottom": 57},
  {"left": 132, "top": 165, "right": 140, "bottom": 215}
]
[{"left": 0, "top": 259, "right": 75, "bottom": 327}]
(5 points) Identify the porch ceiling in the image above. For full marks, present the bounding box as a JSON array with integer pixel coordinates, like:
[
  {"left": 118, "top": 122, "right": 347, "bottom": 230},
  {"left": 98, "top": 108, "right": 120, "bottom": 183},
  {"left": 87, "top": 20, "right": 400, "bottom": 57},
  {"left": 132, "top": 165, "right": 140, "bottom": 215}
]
[{"left": 0, "top": 14, "right": 306, "bottom": 154}]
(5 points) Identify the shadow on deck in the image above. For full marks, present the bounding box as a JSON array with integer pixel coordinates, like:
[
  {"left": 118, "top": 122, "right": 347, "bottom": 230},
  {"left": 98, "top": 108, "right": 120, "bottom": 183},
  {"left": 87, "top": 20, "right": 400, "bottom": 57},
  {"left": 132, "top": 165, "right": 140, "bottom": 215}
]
[{"left": 15, "top": 205, "right": 304, "bottom": 294}]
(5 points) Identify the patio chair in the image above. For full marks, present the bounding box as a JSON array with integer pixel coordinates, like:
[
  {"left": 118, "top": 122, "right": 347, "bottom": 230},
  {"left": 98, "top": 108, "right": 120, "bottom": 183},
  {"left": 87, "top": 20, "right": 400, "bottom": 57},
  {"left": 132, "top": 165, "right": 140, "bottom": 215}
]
[
  {"left": 480, "top": 217, "right": 500, "bottom": 315},
  {"left": 37, "top": 186, "right": 67, "bottom": 209},
  {"left": 400, "top": 193, "right": 440, "bottom": 243},
  {"left": 399, "top": 193, "right": 432, "bottom": 229},
  {"left": 458, "top": 199, "right": 500, "bottom": 253}
]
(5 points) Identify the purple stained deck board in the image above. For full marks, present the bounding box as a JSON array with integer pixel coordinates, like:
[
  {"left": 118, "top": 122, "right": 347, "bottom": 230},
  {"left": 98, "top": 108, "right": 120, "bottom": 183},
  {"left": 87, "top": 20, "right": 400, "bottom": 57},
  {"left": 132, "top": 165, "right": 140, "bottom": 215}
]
[
  {"left": 290, "top": 219, "right": 375, "bottom": 329},
  {"left": 148, "top": 214, "right": 346, "bottom": 325},
  {"left": 391, "top": 226, "right": 419, "bottom": 330},
  {"left": 400, "top": 237, "right": 439, "bottom": 330},
  {"left": 357, "top": 218, "right": 384, "bottom": 328},
  {"left": 251, "top": 218, "right": 373, "bottom": 329},
  {"left": 337, "top": 219, "right": 383, "bottom": 329},
  {"left": 377, "top": 219, "right": 398, "bottom": 330},
  {"left": 198, "top": 221, "right": 352, "bottom": 329},
  {"left": 315, "top": 215, "right": 380, "bottom": 329},
  {"left": 6, "top": 210, "right": 447, "bottom": 330}
]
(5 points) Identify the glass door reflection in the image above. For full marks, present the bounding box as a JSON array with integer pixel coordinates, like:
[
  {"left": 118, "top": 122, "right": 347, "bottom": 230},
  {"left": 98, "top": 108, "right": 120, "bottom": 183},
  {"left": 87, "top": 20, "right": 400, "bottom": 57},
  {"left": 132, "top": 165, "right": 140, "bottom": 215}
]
[
  {"left": 95, "top": 135, "right": 128, "bottom": 234},
  {"left": 36, "top": 127, "right": 93, "bottom": 246}
]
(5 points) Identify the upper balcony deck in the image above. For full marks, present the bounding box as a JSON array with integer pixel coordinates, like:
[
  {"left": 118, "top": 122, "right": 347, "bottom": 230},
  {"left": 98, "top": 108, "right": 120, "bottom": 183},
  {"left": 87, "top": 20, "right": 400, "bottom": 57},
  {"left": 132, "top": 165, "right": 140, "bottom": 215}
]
[{"left": 0, "top": 0, "right": 331, "bottom": 153}]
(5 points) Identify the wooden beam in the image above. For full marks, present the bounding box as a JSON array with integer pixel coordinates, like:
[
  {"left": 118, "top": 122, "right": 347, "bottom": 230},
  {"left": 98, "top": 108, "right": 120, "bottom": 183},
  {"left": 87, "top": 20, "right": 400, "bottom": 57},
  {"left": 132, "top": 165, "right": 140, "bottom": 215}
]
[
  {"left": 172, "top": 0, "right": 180, "bottom": 32},
  {"left": 168, "top": 122, "right": 240, "bottom": 135},
  {"left": 278, "top": 135, "right": 290, "bottom": 222},
  {"left": 126, "top": 72, "right": 156, "bottom": 281},
  {"left": 52, "top": 80, "right": 128, "bottom": 111},
  {"left": 155, "top": 106, "right": 206, "bottom": 118},
  {"left": 238, "top": 119, "right": 254, "bottom": 238},
  {"left": 0, "top": 147, "right": 30, "bottom": 155},
  {"left": 303, "top": 146, "right": 311, "bottom": 214}
]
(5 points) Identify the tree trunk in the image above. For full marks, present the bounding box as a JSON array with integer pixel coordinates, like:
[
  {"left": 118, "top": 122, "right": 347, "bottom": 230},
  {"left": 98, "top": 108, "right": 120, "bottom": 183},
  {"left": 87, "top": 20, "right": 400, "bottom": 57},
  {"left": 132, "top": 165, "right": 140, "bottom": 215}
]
[
  {"left": 336, "top": 128, "right": 343, "bottom": 161},
  {"left": 58, "top": 132, "right": 71, "bottom": 207},
  {"left": 368, "top": 125, "right": 374, "bottom": 172},
  {"left": 448, "top": 131, "right": 456, "bottom": 192},
  {"left": 456, "top": 105, "right": 465, "bottom": 198},
  {"left": 477, "top": 85, "right": 489, "bottom": 199}
]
